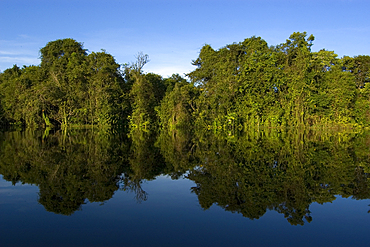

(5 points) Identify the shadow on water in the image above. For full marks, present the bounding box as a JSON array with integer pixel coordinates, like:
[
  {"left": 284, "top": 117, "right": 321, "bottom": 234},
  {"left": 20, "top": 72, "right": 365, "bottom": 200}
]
[{"left": 0, "top": 127, "right": 370, "bottom": 224}]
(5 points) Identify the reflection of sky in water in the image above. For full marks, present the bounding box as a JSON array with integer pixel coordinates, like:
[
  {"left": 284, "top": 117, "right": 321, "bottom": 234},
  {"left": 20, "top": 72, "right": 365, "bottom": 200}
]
[{"left": 1, "top": 175, "right": 370, "bottom": 247}]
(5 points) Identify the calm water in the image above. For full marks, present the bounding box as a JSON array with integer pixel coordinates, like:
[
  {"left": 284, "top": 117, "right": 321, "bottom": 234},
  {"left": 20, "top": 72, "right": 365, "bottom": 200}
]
[{"left": 0, "top": 129, "right": 370, "bottom": 246}]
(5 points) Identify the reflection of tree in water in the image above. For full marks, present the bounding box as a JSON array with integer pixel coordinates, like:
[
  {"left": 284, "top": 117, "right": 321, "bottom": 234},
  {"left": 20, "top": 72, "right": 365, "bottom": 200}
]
[
  {"left": 0, "top": 130, "right": 130, "bottom": 215},
  {"left": 187, "top": 129, "right": 370, "bottom": 225},
  {"left": 0, "top": 129, "right": 169, "bottom": 214},
  {"left": 128, "top": 130, "right": 165, "bottom": 180},
  {"left": 1, "top": 128, "right": 370, "bottom": 221},
  {"left": 155, "top": 128, "right": 196, "bottom": 179},
  {"left": 38, "top": 185, "right": 85, "bottom": 215},
  {"left": 119, "top": 129, "right": 167, "bottom": 202},
  {"left": 119, "top": 175, "right": 148, "bottom": 203}
]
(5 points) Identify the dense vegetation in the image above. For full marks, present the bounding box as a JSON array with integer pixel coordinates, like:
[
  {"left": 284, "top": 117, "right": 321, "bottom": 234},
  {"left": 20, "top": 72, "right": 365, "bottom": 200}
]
[
  {"left": 189, "top": 33, "right": 370, "bottom": 129},
  {"left": 2, "top": 33, "right": 370, "bottom": 225},
  {"left": 1, "top": 32, "right": 369, "bottom": 130}
]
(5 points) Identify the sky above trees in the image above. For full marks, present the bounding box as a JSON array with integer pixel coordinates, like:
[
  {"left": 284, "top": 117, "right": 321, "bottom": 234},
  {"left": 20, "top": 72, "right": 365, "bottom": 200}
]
[{"left": 1, "top": 0, "right": 369, "bottom": 77}]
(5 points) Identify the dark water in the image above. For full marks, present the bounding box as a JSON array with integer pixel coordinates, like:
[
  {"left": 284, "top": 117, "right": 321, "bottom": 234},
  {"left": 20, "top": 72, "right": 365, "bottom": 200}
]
[{"left": 0, "top": 129, "right": 370, "bottom": 246}]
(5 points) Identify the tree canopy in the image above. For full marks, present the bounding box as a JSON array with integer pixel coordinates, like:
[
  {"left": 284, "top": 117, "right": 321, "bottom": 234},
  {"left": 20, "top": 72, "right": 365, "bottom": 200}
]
[{"left": 0, "top": 33, "right": 370, "bottom": 131}]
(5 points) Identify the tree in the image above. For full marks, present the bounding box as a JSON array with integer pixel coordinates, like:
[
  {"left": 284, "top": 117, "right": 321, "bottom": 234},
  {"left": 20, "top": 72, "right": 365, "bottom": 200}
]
[
  {"left": 0, "top": 65, "right": 43, "bottom": 127},
  {"left": 236, "top": 37, "right": 283, "bottom": 127},
  {"left": 145, "top": 73, "right": 167, "bottom": 106},
  {"left": 353, "top": 55, "right": 370, "bottom": 89},
  {"left": 157, "top": 76, "right": 198, "bottom": 129},
  {"left": 38, "top": 38, "right": 88, "bottom": 127},
  {"left": 85, "top": 51, "right": 125, "bottom": 127},
  {"left": 127, "top": 53, "right": 156, "bottom": 129},
  {"left": 274, "top": 32, "right": 315, "bottom": 126},
  {"left": 189, "top": 36, "right": 283, "bottom": 128},
  {"left": 37, "top": 39, "right": 127, "bottom": 128}
]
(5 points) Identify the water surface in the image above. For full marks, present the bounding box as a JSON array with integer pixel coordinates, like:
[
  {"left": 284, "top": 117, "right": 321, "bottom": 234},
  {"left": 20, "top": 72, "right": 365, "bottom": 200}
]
[{"left": 0, "top": 129, "right": 369, "bottom": 246}]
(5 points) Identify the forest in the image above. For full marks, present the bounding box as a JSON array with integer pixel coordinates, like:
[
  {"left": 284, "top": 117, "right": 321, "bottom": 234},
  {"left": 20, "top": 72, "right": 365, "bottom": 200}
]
[
  {"left": 0, "top": 32, "right": 370, "bottom": 131},
  {"left": 1, "top": 33, "right": 370, "bottom": 224}
]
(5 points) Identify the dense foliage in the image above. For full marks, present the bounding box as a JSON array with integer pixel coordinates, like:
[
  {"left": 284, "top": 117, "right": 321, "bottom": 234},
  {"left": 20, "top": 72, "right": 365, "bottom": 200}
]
[
  {"left": 0, "top": 40, "right": 179, "bottom": 130},
  {"left": 189, "top": 32, "right": 370, "bottom": 129},
  {"left": 1, "top": 32, "right": 369, "bottom": 130},
  {"left": 2, "top": 34, "right": 370, "bottom": 226}
]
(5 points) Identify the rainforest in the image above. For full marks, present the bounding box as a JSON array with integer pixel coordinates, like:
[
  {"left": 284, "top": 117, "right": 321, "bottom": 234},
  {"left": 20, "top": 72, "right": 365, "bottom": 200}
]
[
  {"left": 2, "top": 32, "right": 370, "bottom": 246},
  {"left": 1, "top": 32, "right": 370, "bottom": 131}
]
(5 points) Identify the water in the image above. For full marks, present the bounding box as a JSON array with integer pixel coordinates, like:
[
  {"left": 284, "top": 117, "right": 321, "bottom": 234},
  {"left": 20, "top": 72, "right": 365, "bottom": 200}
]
[{"left": 0, "top": 129, "right": 369, "bottom": 246}]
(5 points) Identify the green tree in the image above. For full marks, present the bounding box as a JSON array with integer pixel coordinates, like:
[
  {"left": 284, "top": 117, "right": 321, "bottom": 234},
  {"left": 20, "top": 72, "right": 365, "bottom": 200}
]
[
  {"left": 349, "top": 55, "right": 370, "bottom": 89},
  {"left": 189, "top": 36, "right": 283, "bottom": 128},
  {"left": 0, "top": 65, "right": 43, "bottom": 127},
  {"left": 85, "top": 51, "right": 126, "bottom": 127},
  {"left": 38, "top": 38, "right": 88, "bottom": 127},
  {"left": 236, "top": 37, "right": 283, "bottom": 127},
  {"left": 275, "top": 32, "right": 315, "bottom": 126},
  {"left": 127, "top": 53, "right": 156, "bottom": 129},
  {"left": 304, "top": 50, "right": 355, "bottom": 125},
  {"left": 145, "top": 73, "right": 167, "bottom": 106},
  {"left": 157, "top": 75, "right": 198, "bottom": 129}
]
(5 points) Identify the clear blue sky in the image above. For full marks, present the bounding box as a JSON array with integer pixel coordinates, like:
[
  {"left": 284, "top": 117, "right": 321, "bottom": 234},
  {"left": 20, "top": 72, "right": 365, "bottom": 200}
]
[{"left": 1, "top": 0, "right": 369, "bottom": 77}]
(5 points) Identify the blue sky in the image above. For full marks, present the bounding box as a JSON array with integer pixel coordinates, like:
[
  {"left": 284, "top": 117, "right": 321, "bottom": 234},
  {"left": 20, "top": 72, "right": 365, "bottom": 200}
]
[{"left": 1, "top": 0, "right": 369, "bottom": 77}]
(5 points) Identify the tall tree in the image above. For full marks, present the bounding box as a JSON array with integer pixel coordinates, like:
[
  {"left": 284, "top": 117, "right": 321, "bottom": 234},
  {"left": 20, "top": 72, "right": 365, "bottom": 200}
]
[
  {"left": 85, "top": 51, "right": 125, "bottom": 127},
  {"left": 39, "top": 38, "right": 88, "bottom": 127},
  {"left": 127, "top": 53, "right": 156, "bottom": 129},
  {"left": 275, "top": 32, "right": 315, "bottom": 126}
]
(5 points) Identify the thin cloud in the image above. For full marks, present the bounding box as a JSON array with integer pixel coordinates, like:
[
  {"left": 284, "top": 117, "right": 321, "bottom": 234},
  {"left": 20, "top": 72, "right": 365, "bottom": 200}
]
[
  {"left": 0, "top": 51, "right": 21, "bottom": 55},
  {"left": 0, "top": 36, "right": 43, "bottom": 70}
]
